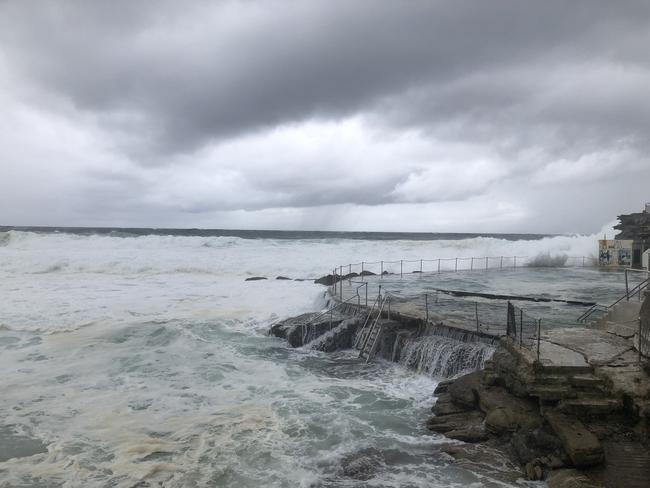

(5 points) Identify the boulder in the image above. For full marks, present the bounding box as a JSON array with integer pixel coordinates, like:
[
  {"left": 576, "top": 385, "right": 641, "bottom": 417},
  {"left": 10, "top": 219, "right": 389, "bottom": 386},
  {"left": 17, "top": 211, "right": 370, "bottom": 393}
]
[
  {"left": 339, "top": 448, "right": 385, "bottom": 481},
  {"left": 245, "top": 276, "right": 267, "bottom": 281},
  {"left": 547, "top": 469, "right": 601, "bottom": 488},
  {"left": 447, "top": 371, "right": 481, "bottom": 408},
  {"left": 275, "top": 276, "right": 292, "bottom": 280}
]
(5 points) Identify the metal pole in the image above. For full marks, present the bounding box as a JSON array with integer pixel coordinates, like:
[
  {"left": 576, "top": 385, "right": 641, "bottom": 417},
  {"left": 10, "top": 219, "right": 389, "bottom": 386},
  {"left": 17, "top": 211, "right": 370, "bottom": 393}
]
[
  {"left": 333, "top": 268, "right": 336, "bottom": 296},
  {"left": 365, "top": 283, "right": 368, "bottom": 307},
  {"left": 500, "top": 256, "right": 503, "bottom": 268},
  {"left": 475, "top": 303, "right": 479, "bottom": 332},
  {"left": 361, "top": 261, "right": 364, "bottom": 275},
  {"left": 339, "top": 265, "right": 343, "bottom": 300},
  {"left": 349, "top": 264, "right": 351, "bottom": 275},
  {"left": 438, "top": 259, "right": 441, "bottom": 273},
  {"left": 425, "top": 293, "right": 429, "bottom": 322},
  {"left": 519, "top": 309, "right": 523, "bottom": 348},
  {"left": 625, "top": 269, "right": 629, "bottom": 300},
  {"left": 485, "top": 256, "right": 488, "bottom": 270},
  {"left": 638, "top": 317, "right": 641, "bottom": 364},
  {"left": 400, "top": 260, "right": 403, "bottom": 279},
  {"left": 455, "top": 258, "right": 458, "bottom": 272},
  {"left": 387, "top": 297, "right": 391, "bottom": 319},
  {"left": 381, "top": 261, "right": 383, "bottom": 278},
  {"left": 471, "top": 257, "right": 474, "bottom": 271},
  {"left": 537, "top": 319, "right": 541, "bottom": 361},
  {"left": 420, "top": 259, "right": 423, "bottom": 273}
]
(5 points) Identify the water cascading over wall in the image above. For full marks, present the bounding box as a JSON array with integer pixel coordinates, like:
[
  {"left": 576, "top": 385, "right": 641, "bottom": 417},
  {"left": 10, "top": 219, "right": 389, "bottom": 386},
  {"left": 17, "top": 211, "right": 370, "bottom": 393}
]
[{"left": 399, "top": 334, "right": 495, "bottom": 378}]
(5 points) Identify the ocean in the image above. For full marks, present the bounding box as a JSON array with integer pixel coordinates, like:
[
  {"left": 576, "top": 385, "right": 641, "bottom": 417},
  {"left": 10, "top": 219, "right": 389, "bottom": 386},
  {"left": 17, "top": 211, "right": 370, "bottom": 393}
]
[{"left": 0, "top": 227, "right": 607, "bottom": 487}]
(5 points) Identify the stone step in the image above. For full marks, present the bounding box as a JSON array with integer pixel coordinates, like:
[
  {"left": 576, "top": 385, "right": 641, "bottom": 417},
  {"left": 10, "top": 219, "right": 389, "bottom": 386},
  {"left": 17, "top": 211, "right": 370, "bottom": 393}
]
[
  {"left": 558, "top": 397, "right": 624, "bottom": 417},
  {"left": 569, "top": 373, "right": 606, "bottom": 389},
  {"left": 527, "top": 385, "right": 577, "bottom": 401},
  {"left": 544, "top": 410, "right": 604, "bottom": 467}
]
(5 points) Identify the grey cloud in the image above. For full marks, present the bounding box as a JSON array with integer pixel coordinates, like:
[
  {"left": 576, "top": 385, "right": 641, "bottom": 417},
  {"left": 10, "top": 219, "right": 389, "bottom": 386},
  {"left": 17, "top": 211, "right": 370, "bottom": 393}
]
[{"left": 3, "top": 0, "right": 649, "bottom": 158}]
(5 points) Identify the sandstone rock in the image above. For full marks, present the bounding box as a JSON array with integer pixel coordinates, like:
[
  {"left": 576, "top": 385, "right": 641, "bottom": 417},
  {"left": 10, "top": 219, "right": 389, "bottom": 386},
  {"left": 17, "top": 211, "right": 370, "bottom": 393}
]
[
  {"left": 245, "top": 276, "right": 267, "bottom": 281},
  {"left": 547, "top": 468, "right": 601, "bottom": 488},
  {"left": 444, "top": 426, "right": 489, "bottom": 443},
  {"left": 448, "top": 371, "right": 481, "bottom": 408},
  {"left": 431, "top": 392, "right": 473, "bottom": 416},
  {"left": 486, "top": 407, "right": 518, "bottom": 434},
  {"left": 340, "top": 447, "right": 385, "bottom": 481},
  {"left": 544, "top": 410, "right": 604, "bottom": 467},
  {"left": 434, "top": 379, "right": 455, "bottom": 395},
  {"left": 426, "top": 411, "right": 484, "bottom": 434},
  {"left": 275, "top": 276, "right": 291, "bottom": 280}
]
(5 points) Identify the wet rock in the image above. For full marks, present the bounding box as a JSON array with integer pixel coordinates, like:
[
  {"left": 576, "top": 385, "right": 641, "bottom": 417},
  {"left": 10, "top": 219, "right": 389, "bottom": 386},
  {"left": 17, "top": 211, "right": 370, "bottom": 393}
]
[
  {"left": 434, "top": 379, "right": 455, "bottom": 394},
  {"left": 448, "top": 371, "right": 481, "bottom": 408},
  {"left": 340, "top": 447, "right": 385, "bottom": 481},
  {"left": 359, "top": 270, "right": 376, "bottom": 276},
  {"left": 314, "top": 274, "right": 337, "bottom": 286},
  {"left": 445, "top": 426, "right": 489, "bottom": 443},
  {"left": 269, "top": 313, "right": 345, "bottom": 348},
  {"left": 547, "top": 468, "right": 601, "bottom": 488},
  {"left": 309, "top": 318, "right": 362, "bottom": 352},
  {"left": 431, "top": 392, "right": 473, "bottom": 416},
  {"left": 275, "top": 276, "right": 291, "bottom": 280},
  {"left": 544, "top": 410, "right": 604, "bottom": 467},
  {"left": 245, "top": 276, "right": 267, "bottom": 281},
  {"left": 426, "top": 411, "right": 485, "bottom": 435}
]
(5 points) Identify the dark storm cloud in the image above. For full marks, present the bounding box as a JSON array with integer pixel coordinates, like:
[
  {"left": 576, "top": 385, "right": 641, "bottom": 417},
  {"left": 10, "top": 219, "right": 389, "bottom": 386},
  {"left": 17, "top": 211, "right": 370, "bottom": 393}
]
[
  {"left": 2, "top": 0, "right": 649, "bottom": 155},
  {"left": 1, "top": 0, "right": 649, "bottom": 231}
]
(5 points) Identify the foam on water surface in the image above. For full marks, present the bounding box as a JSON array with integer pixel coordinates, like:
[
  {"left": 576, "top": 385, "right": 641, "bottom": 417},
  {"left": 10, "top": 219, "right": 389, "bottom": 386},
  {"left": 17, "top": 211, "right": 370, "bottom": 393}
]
[{"left": 0, "top": 229, "right": 606, "bottom": 486}]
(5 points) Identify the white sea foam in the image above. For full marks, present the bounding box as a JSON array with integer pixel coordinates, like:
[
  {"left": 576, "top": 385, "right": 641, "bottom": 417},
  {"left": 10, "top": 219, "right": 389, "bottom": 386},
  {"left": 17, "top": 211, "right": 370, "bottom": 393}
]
[{"left": 0, "top": 228, "right": 610, "bottom": 487}]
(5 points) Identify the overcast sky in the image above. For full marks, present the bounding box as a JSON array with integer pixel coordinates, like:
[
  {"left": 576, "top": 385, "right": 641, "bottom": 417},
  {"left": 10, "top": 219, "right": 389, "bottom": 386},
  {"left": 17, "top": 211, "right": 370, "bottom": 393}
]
[{"left": 1, "top": 0, "right": 649, "bottom": 233}]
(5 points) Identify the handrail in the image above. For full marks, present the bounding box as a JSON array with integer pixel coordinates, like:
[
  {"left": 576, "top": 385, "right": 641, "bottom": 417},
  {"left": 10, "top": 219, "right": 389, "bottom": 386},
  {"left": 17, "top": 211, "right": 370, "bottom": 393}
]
[
  {"left": 358, "top": 295, "right": 387, "bottom": 354},
  {"left": 353, "top": 294, "right": 380, "bottom": 349},
  {"left": 577, "top": 276, "right": 649, "bottom": 324}
]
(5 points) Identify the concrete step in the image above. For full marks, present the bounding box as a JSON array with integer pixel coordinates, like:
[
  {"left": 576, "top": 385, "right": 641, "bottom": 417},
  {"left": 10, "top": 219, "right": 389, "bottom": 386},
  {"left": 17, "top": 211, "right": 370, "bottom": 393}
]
[{"left": 569, "top": 373, "right": 606, "bottom": 389}]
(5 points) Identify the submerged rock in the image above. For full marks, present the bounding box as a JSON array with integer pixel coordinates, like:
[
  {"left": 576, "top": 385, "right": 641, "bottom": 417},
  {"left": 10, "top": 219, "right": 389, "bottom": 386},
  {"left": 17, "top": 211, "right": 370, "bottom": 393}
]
[
  {"left": 339, "top": 447, "right": 385, "bottom": 481},
  {"left": 245, "top": 276, "right": 267, "bottom": 281}
]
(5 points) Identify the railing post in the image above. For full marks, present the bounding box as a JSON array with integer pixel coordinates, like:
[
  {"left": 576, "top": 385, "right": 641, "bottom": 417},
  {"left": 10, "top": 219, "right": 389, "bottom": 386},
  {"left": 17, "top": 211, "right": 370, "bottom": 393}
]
[
  {"left": 349, "top": 263, "right": 351, "bottom": 275},
  {"left": 455, "top": 258, "right": 458, "bottom": 272},
  {"left": 471, "top": 257, "right": 474, "bottom": 271},
  {"left": 400, "top": 260, "right": 403, "bottom": 279},
  {"left": 485, "top": 256, "right": 488, "bottom": 270},
  {"left": 500, "top": 256, "right": 503, "bottom": 268},
  {"left": 638, "top": 316, "right": 647, "bottom": 364},
  {"left": 339, "top": 265, "right": 343, "bottom": 300},
  {"left": 333, "top": 268, "right": 337, "bottom": 296},
  {"left": 437, "top": 258, "right": 441, "bottom": 273},
  {"left": 387, "top": 297, "right": 391, "bottom": 319},
  {"left": 330, "top": 307, "right": 333, "bottom": 330},
  {"left": 536, "top": 319, "right": 541, "bottom": 361},
  {"left": 365, "top": 283, "right": 368, "bottom": 307},
  {"left": 420, "top": 259, "right": 423, "bottom": 273},
  {"left": 625, "top": 269, "right": 629, "bottom": 300},
  {"left": 361, "top": 261, "right": 364, "bottom": 275},
  {"left": 425, "top": 293, "right": 429, "bottom": 322},
  {"left": 475, "top": 302, "right": 479, "bottom": 332},
  {"left": 381, "top": 261, "right": 384, "bottom": 278},
  {"left": 519, "top": 309, "right": 523, "bottom": 348},
  {"left": 514, "top": 256, "right": 517, "bottom": 268}
]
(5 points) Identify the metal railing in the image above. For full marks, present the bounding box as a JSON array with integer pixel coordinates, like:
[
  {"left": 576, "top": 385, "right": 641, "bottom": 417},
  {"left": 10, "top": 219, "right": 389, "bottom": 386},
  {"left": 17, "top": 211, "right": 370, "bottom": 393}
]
[
  {"left": 578, "top": 269, "right": 650, "bottom": 324},
  {"left": 331, "top": 255, "right": 599, "bottom": 296},
  {"left": 507, "top": 301, "right": 543, "bottom": 361}
]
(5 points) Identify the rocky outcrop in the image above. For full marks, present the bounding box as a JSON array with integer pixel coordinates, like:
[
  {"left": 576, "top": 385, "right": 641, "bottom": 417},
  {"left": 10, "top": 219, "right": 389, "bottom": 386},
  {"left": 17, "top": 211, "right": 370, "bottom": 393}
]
[{"left": 269, "top": 312, "right": 346, "bottom": 347}]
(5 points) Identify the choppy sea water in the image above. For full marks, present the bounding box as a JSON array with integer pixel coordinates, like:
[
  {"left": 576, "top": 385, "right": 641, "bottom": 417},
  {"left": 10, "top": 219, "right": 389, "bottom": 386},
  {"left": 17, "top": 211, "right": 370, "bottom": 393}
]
[{"left": 0, "top": 228, "right": 609, "bottom": 487}]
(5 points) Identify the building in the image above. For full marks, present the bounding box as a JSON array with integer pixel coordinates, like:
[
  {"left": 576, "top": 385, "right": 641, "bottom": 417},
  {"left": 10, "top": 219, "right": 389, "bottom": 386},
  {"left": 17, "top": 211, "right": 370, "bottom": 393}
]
[{"left": 604, "top": 203, "right": 650, "bottom": 268}]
